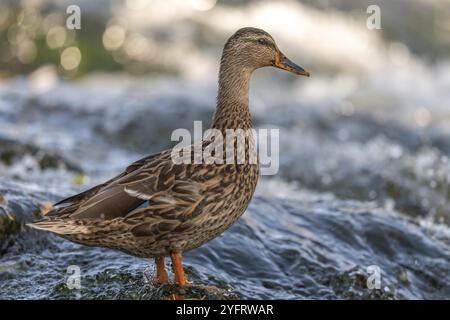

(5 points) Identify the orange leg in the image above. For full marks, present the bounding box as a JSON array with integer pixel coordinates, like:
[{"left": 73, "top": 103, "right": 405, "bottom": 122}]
[
  {"left": 154, "top": 257, "right": 168, "bottom": 284},
  {"left": 170, "top": 253, "right": 187, "bottom": 287}
]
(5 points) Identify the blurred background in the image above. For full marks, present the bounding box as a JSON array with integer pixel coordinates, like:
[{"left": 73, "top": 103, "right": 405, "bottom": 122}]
[{"left": 0, "top": 0, "right": 449, "bottom": 299}]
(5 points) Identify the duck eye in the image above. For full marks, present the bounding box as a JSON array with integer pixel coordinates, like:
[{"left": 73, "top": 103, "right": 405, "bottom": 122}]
[{"left": 257, "top": 38, "right": 268, "bottom": 46}]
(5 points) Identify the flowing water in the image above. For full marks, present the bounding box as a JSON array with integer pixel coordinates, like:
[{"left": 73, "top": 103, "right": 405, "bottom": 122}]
[{"left": 0, "top": 0, "right": 449, "bottom": 299}]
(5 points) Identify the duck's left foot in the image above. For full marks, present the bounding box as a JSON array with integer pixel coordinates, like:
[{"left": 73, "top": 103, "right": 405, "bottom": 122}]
[
  {"left": 154, "top": 257, "right": 169, "bottom": 284},
  {"left": 170, "top": 252, "right": 187, "bottom": 287}
]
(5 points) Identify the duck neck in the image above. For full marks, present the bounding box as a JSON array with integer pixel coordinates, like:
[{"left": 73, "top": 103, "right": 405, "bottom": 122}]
[{"left": 212, "top": 57, "right": 253, "bottom": 133}]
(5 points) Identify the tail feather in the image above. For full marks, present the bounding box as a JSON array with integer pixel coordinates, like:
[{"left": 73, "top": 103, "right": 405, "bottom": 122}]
[{"left": 27, "top": 219, "right": 90, "bottom": 235}]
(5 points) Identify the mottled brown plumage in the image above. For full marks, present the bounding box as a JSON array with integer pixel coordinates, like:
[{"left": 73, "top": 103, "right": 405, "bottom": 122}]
[{"left": 28, "top": 27, "right": 309, "bottom": 286}]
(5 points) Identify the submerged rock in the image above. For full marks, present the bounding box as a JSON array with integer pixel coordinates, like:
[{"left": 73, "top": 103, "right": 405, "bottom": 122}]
[{"left": 0, "top": 137, "right": 82, "bottom": 173}]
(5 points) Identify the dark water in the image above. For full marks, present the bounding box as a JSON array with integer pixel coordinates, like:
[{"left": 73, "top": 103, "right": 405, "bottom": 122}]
[{"left": 0, "top": 77, "right": 449, "bottom": 299}]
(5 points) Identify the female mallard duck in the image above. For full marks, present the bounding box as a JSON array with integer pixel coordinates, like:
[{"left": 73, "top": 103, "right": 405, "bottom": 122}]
[{"left": 28, "top": 27, "right": 309, "bottom": 286}]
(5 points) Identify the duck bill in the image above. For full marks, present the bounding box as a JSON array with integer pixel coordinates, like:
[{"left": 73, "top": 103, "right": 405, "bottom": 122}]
[{"left": 273, "top": 51, "right": 310, "bottom": 77}]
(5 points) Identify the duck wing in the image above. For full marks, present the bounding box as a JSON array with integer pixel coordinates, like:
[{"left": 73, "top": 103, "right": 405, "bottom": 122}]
[
  {"left": 118, "top": 161, "right": 227, "bottom": 238},
  {"left": 54, "top": 149, "right": 219, "bottom": 221},
  {"left": 45, "top": 152, "right": 164, "bottom": 218}
]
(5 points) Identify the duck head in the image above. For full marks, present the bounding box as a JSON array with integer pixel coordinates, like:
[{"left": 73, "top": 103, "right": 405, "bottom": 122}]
[{"left": 222, "top": 27, "right": 310, "bottom": 77}]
